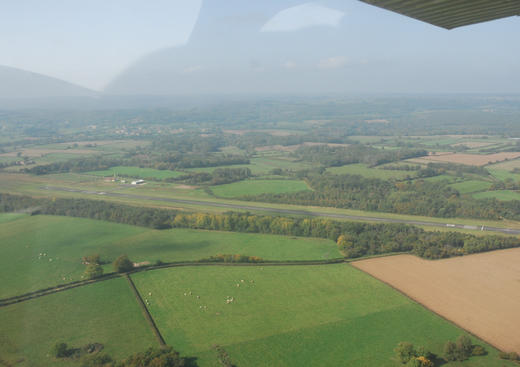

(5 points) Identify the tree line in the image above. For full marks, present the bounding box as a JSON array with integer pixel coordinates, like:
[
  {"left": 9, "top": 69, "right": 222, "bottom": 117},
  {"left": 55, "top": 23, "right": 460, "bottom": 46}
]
[
  {"left": 244, "top": 173, "right": 520, "bottom": 221},
  {"left": 2, "top": 193, "right": 519, "bottom": 260},
  {"left": 168, "top": 167, "right": 252, "bottom": 185},
  {"left": 293, "top": 144, "right": 427, "bottom": 168}
]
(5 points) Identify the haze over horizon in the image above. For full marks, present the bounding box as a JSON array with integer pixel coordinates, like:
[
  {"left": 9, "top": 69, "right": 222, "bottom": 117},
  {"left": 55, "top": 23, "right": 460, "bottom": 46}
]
[{"left": 1, "top": 0, "right": 519, "bottom": 96}]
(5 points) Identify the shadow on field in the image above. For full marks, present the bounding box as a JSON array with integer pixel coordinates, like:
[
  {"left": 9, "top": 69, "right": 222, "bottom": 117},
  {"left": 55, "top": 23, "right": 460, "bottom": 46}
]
[
  {"left": 432, "top": 355, "right": 448, "bottom": 366},
  {"left": 184, "top": 356, "right": 199, "bottom": 367}
]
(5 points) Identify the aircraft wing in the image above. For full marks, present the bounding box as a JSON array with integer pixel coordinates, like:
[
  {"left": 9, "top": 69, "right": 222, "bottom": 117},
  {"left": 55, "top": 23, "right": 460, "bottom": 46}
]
[{"left": 359, "top": 0, "right": 520, "bottom": 29}]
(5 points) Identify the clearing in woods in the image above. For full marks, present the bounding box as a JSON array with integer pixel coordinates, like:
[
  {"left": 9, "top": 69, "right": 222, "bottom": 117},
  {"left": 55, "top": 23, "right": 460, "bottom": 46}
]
[
  {"left": 210, "top": 179, "right": 310, "bottom": 197},
  {"left": 352, "top": 248, "right": 520, "bottom": 354}
]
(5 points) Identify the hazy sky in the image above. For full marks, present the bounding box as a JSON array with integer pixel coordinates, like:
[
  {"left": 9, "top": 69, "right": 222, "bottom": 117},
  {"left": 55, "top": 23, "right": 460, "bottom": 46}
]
[
  {"left": 0, "top": 0, "right": 201, "bottom": 90},
  {"left": 1, "top": 0, "right": 519, "bottom": 93}
]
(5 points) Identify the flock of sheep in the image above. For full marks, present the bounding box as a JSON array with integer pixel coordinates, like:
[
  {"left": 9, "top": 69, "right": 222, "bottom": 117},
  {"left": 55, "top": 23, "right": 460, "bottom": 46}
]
[{"left": 144, "top": 278, "right": 257, "bottom": 313}]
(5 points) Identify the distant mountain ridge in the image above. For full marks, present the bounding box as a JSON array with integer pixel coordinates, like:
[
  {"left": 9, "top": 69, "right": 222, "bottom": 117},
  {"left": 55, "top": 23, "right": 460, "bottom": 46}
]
[{"left": 0, "top": 65, "right": 96, "bottom": 99}]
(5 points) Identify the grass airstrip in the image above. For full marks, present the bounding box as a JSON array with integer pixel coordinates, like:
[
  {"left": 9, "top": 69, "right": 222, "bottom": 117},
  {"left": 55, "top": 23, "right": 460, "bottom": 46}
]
[{"left": 88, "top": 166, "right": 183, "bottom": 180}]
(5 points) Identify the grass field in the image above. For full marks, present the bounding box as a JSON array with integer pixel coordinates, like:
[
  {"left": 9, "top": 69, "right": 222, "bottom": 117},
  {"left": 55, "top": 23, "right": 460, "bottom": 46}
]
[
  {"left": 0, "top": 212, "right": 27, "bottom": 224},
  {"left": 211, "top": 179, "right": 310, "bottom": 198},
  {"left": 0, "top": 277, "right": 156, "bottom": 366},
  {"left": 488, "top": 158, "right": 520, "bottom": 171},
  {"left": 186, "top": 157, "right": 313, "bottom": 175},
  {"left": 88, "top": 166, "right": 183, "bottom": 180},
  {"left": 422, "top": 174, "right": 459, "bottom": 183},
  {"left": 488, "top": 168, "right": 520, "bottom": 182},
  {"left": 326, "top": 163, "right": 416, "bottom": 179},
  {"left": 132, "top": 265, "right": 512, "bottom": 367},
  {"left": 0, "top": 215, "right": 145, "bottom": 299},
  {"left": 449, "top": 180, "right": 492, "bottom": 194},
  {"left": 473, "top": 190, "right": 520, "bottom": 201},
  {"left": 353, "top": 248, "right": 520, "bottom": 355},
  {"left": 0, "top": 215, "right": 339, "bottom": 298}
]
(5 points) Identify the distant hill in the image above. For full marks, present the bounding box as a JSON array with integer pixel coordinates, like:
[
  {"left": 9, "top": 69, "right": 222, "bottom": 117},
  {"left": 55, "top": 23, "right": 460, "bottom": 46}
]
[
  {"left": 104, "top": 0, "right": 354, "bottom": 95},
  {"left": 0, "top": 65, "right": 96, "bottom": 99}
]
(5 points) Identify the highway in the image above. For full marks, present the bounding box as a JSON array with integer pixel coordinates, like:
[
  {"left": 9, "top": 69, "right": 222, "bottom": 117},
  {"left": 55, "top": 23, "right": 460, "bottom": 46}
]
[{"left": 41, "top": 185, "right": 520, "bottom": 235}]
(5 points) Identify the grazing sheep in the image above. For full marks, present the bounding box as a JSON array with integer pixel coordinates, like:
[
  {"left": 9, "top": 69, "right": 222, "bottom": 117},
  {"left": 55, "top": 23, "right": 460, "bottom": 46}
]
[{"left": 148, "top": 292, "right": 152, "bottom": 296}]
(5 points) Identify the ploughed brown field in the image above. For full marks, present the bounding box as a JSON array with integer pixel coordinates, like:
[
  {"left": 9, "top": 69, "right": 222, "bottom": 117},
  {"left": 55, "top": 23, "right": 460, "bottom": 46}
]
[
  {"left": 414, "top": 152, "right": 520, "bottom": 166},
  {"left": 352, "top": 248, "right": 520, "bottom": 354}
]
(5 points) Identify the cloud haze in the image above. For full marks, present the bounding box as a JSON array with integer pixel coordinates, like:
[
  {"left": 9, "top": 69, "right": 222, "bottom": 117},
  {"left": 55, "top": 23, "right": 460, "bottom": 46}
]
[
  {"left": 1, "top": 0, "right": 519, "bottom": 94},
  {"left": 261, "top": 3, "right": 345, "bottom": 32}
]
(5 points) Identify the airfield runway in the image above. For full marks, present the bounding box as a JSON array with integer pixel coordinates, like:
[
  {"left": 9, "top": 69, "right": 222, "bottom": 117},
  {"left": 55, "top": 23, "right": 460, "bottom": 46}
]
[{"left": 41, "top": 185, "right": 520, "bottom": 235}]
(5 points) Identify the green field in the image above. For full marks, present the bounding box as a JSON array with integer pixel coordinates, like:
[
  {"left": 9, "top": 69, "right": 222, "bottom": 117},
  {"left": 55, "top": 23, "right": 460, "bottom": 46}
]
[
  {"left": 488, "top": 158, "right": 520, "bottom": 171},
  {"left": 488, "top": 168, "right": 520, "bottom": 182},
  {"left": 0, "top": 215, "right": 339, "bottom": 298},
  {"left": 326, "top": 163, "right": 416, "bottom": 179},
  {"left": 0, "top": 215, "right": 145, "bottom": 299},
  {"left": 473, "top": 190, "right": 520, "bottom": 201},
  {"left": 211, "top": 179, "right": 310, "bottom": 198},
  {"left": 88, "top": 166, "right": 183, "bottom": 180},
  {"left": 186, "top": 157, "right": 313, "bottom": 175},
  {"left": 422, "top": 174, "right": 458, "bottom": 183},
  {"left": 0, "top": 212, "right": 27, "bottom": 224},
  {"left": 450, "top": 180, "right": 492, "bottom": 194},
  {"left": 132, "top": 265, "right": 512, "bottom": 367},
  {"left": 0, "top": 277, "right": 156, "bottom": 366}
]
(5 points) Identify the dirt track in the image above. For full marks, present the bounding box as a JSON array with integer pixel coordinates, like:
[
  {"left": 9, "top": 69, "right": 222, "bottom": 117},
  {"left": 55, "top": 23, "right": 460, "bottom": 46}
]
[{"left": 353, "top": 249, "right": 520, "bottom": 353}]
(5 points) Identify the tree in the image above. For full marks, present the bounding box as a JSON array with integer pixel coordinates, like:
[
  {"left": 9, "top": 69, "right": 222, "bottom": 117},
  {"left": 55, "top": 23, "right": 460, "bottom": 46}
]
[
  {"left": 118, "top": 346, "right": 185, "bottom": 367},
  {"left": 51, "top": 342, "right": 69, "bottom": 358},
  {"left": 84, "top": 264, "right": 104, "bottom": 279},
  {"left": 471, "top": 345, "right": 486, "bottom": 356},
  {"left": 455, "top": 335, "right": 473, "bottom": 360},
  {"left": 395, "top": 342, "right": 416, "bottom": 364},
  {"left": 80, "top": 354, "right": 114, "bottom": 367},
  {"left": 405, "top": 358, "right": 422, "bottom": 367},
  {"left": 443, "top": 341, "right": 457, "bottom": 361},
  {"left": 113, "top": 255, "right": 134, "bottom": 273},
  {"left": 415, "top": 356, "right": 434, "bottom": 367},
  {"left": 83, "top": 254, "right": 101, "bottom": 265},
  {"left": 215, "top": 345, "right": 233, "bottom": 367},
  {"left": 415, "top": 346, "right": 434, "bottom": 361}
]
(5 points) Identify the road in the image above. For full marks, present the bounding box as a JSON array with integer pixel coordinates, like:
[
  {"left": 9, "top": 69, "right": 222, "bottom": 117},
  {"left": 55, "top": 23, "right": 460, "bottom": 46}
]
[{"left": 41, "top": 185, "right": 520, "bottom": 235}]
